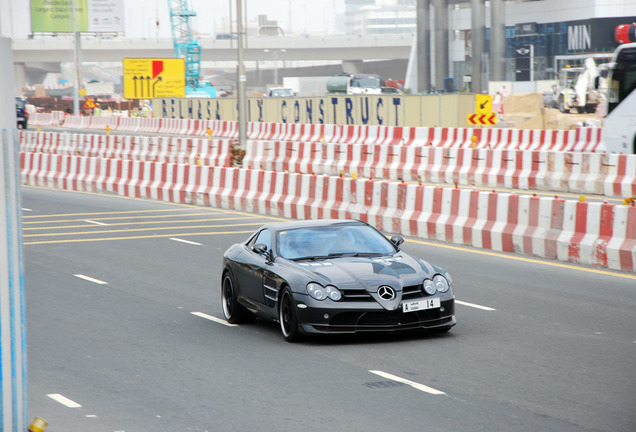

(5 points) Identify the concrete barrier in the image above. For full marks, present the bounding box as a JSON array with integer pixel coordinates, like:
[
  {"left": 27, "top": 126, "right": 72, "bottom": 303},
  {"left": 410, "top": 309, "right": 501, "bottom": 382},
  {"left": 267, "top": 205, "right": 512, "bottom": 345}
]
[
  {"left": 242, "top": 141, "right": 636, "bottom": 199},
  {"left": 20, "top": 152, "right": 636, "bottom": 272},
  {"left": 20, "top": 130, "right": 635, "bottom": 199},
  {"left": 19, "top": 131, "right": 233, "bottom": 167},
  {"left": 57, "top": 115, "right": 606, "bottom": 152}
]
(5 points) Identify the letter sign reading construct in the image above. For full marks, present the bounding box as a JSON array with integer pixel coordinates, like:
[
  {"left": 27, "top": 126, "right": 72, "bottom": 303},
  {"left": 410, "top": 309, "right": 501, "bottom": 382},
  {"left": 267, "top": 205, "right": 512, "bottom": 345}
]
[{"left": 123, "top": 58, "right": 185, "bottom": 99}]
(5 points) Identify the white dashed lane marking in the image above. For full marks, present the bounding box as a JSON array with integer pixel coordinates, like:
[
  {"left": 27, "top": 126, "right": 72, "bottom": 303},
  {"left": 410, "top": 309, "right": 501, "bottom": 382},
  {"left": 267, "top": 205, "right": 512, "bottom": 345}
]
[
  {"left": 74, "top": 274, "right": 108, "bottom": 285},
  {"left": 191, "top": 311, "right": 238, "bottom": 327},
  {"left": 170, "top": 237, "right": 203, "bottom": 246},
  {"left": 84, "top": 220, "right": 110, "bottom": 226},
  {"left": 47, "top": 393, "right": 82, "bottom": 408},
  {"left": 369, "top": 370, "right": 446, "bottom": 395},
  {"left": 455, "top": 300, "right": 496, "bottom": 311}
]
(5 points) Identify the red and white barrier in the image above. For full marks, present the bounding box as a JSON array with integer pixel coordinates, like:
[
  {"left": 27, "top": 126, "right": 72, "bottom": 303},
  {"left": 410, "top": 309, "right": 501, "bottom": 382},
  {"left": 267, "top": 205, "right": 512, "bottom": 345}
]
[
  {"left": 86, "top": 116, "right": 120, "bottom": 131},
  {"left": 20, "top": 152, "right": 636, "bottom": 272},
  {"left": 28, "top": 112, "right": 64, "bottom": 127},
  {"left": 241, "top": 140, "right": 635, "bottom": 198},
  {"left": 19, "top": 130, "right": 233, "bottom": 167},
  {"left": 54, "top": 113, "right": 606, "bottom": 152},
  {"left": 21, "top": 128, "right": 635, "bottom": 199}
]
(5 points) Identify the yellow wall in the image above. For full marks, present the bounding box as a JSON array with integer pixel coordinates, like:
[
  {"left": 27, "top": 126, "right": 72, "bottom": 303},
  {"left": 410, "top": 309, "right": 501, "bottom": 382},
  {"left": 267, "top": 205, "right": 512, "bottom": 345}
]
[{"left": 153, "top": 94, "right": 477, "bottom": 128}]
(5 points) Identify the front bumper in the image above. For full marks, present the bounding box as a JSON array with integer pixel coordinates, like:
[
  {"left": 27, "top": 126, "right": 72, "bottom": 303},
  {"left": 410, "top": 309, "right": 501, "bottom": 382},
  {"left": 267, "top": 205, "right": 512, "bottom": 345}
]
[{"left": 295, "top": 296, "right": 456, "bottom": 335}]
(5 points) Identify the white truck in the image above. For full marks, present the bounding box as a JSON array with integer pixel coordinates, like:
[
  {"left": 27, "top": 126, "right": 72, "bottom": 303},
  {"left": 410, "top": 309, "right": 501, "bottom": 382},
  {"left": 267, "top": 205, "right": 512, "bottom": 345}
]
[
  {"left": 326, "top": 73, "right": 382, "bottom": 95},
  {"left": 602, "top": 42, "right": 636, "bottom": 154}
]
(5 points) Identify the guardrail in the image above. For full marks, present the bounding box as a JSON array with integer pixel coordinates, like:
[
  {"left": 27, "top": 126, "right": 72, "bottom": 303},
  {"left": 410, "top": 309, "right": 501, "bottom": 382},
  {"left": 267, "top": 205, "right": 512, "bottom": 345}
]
[{"left": 20, "top": 152, "right": 636, "bottom": 272}]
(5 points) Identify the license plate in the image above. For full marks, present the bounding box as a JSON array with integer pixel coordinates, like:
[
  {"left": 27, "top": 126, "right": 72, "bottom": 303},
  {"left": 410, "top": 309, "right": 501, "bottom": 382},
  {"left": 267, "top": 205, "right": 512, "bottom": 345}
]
[{"left": 402, "top": 297, "right": 440, "bottom": 313}]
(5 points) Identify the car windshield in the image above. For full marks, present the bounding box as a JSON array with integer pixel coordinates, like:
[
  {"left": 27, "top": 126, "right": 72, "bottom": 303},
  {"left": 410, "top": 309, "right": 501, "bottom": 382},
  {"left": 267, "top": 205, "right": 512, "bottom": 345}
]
[
  {"left": 271, "top": 88, "right": 294, "bottom": 97},
  {"left": 352, "top": 77, "right": 380, "bottom": 88},
  {"left": 277, "top": 223, "right": 396, "bottom": 260}
]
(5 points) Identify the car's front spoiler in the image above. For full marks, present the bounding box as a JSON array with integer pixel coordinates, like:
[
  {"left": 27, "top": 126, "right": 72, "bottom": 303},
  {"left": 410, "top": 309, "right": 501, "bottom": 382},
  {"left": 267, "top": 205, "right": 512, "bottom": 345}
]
[{"left": 296, "top": 299, "right": 456, "bottom": 335}]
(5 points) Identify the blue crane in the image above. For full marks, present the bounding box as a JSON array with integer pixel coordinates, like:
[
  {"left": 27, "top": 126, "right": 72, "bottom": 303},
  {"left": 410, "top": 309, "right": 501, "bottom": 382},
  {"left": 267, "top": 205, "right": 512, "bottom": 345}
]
[{"left": 167, "top": 0, "right": 202, "bottom": 92}]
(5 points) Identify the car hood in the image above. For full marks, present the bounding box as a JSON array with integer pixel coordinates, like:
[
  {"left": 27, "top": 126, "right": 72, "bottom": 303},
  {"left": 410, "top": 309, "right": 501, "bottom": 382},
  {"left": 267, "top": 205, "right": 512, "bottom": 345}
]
[{"left": 294, "top": 254, "right": 437, "bottom": 310}]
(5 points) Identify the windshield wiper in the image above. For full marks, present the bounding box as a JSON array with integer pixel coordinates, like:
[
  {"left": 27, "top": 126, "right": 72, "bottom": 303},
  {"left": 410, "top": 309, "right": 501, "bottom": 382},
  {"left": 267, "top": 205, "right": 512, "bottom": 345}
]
[
  {"left": 291, "top": 252, "right": 386, "bottom": 261},
  {"left": 291, "top": 255, "right": 332, "bottom": 261},
  {"left": 327, "top": 252, "right": 385, "bottom": 258}
]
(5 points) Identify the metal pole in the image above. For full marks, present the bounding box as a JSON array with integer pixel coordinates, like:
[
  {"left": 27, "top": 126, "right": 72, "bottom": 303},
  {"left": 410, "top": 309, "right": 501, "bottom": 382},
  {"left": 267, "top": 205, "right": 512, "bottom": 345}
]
[
  {"left": 0, "top": 33, "right": 28, "bottom": 432},
  {"left": 433, "top": 0, "right": 449, "bottom": 91},
  {"left": 72, "top": 0, "right": 81, "bottom": 115},
  {"left": 471, "top": 0, "right": 486, "bottom": 93},
  {"left": 236, "top": 0, "right": 247, "bottom": 155},
  {"left": 490, "top": 0, "right": 506, "bottom": 82},
  {"left": 416, "top": 0, "right": 431, "bottom": 93}
]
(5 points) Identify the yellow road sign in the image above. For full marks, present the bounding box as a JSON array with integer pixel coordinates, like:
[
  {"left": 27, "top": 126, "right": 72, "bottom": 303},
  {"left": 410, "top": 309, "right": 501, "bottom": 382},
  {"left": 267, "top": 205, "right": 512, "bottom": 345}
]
[
  {"left": 123, "top": 58, "right": 186, "bottom": 99},
  {"left": 468, "top": 113, "right": 497, "bottom": 125},
  {"left": 83, "top": 96, "right": 96, "bottom": 109},
  {"left": 475, "top": 94, "right": 493, "bottom": 114}
]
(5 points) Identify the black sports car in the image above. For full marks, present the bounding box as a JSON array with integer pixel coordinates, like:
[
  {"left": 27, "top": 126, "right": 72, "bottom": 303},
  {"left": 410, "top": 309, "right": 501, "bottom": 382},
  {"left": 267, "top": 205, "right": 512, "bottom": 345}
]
[{"left": 221, "top": 219, "right": 456, "bottom": 342}]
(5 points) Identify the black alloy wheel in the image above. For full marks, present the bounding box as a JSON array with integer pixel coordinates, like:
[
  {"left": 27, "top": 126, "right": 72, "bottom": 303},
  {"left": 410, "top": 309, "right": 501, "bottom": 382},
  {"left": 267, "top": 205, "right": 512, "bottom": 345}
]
[
  {"left": 278, "top": 288, "right": 301, "bottom": 342},
  {"left": 221, "top": 271, "right": 251, "bottom": 324}
]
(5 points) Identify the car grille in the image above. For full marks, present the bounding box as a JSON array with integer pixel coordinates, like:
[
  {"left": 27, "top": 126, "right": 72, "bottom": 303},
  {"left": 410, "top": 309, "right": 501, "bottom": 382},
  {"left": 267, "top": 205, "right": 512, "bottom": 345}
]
[
  {"left": 341, "top": 284, "right": 426, "bottom": 302},
  {"left": 327, "top": 301, "right": 455, "bottom": 330}
]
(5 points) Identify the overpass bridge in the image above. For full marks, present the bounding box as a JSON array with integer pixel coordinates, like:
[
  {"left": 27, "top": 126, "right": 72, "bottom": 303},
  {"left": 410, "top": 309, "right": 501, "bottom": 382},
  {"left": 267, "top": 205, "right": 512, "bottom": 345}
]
[{"left": 12, "top": 35, "right": 414, "bottom": 89}]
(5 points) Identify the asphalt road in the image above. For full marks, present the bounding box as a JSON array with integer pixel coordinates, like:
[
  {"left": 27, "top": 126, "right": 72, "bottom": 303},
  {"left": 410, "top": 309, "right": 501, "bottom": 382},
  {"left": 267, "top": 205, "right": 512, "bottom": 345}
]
[{"left": 22, "top": 186, "right": 636, "bottom": 432}]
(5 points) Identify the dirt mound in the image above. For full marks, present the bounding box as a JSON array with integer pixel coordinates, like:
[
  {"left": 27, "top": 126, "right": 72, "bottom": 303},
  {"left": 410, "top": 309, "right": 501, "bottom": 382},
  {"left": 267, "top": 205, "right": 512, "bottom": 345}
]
[{"left": 500, "top": 93, "right": 600, "bottom": 130}]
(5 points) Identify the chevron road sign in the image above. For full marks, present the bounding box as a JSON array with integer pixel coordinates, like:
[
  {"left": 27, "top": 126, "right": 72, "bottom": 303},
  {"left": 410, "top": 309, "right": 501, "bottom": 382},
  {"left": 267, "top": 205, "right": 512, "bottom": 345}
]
[{"left": 468, "top": 113, "right": 498, "bottom": 125}]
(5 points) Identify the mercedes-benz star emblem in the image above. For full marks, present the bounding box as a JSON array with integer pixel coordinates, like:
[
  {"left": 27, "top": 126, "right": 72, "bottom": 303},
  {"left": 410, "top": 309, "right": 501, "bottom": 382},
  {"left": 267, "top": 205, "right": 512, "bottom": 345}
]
[{"left": 378, "top": 286, "right": 396, "bottom": 301}]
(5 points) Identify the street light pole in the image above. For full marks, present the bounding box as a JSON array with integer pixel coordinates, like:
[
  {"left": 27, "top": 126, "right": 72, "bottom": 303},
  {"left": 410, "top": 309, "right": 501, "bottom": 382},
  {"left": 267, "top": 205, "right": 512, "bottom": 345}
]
[
  {"left": 72, "top": 0, "right": 81, "bottom": 115},
  {"left": 264, "top": 49, "right": 286, "bottom": 86},
  {"left": 236, "top": 0, "right": 246, "bottom": 157}
]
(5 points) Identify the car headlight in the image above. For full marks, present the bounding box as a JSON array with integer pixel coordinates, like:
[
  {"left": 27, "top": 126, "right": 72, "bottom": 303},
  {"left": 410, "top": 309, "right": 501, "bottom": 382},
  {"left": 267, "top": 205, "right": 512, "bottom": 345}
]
[
  {"left": 433, "top": 274, "right": 450, "bottom": 293},
  {"left": 423, "top": 279, "right": 436, "bottom": 295},
  {"left": 306, "top": 283, "right": 341, "bottom": 301},
  {"left": 325, "top": 285, "right": 342, "bottom": 301}
]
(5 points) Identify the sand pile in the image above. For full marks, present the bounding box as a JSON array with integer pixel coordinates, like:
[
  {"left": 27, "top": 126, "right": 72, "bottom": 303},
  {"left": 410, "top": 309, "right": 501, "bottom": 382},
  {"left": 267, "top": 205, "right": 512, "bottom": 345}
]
[{"left": 499, "top": 93, "right": 600, "bottom": 130}]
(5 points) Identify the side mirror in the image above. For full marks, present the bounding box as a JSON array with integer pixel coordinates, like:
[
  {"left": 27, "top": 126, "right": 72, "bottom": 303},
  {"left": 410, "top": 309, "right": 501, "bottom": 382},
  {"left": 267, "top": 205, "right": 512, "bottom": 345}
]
[
  {"left": 253, "top": 243, "right": 268, "bottom": 254},
  {"left": 253, "top": 243, "right": 273, "bottom": 261},
  {"left": 390, "top": 235, "right": 405, "bottom": 248}
]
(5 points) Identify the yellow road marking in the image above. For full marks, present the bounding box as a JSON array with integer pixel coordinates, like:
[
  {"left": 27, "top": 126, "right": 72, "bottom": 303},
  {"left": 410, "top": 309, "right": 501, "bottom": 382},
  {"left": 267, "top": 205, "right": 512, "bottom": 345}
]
[
  {"left": 23, "top": 222, "right": 265, "bottom": 238},
  {"left": 407, "top": 238, "right": 636, "bottom": 280},
  {"left": 23, "top": 216, "right": 256, "bottom": 231},
  {"left": 23, "top": 208, "right": 204, "bottom": 219},
  {"left": 23, "top": 212, "right": 234, "bottom": 224},
  {"left": 24, "top": 230, "right": 256, "bottom": 245}
]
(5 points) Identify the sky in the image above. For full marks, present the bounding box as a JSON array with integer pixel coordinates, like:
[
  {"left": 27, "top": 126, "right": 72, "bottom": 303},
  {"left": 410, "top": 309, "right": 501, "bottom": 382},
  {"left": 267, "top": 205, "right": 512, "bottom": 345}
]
[{"left": 5, "top": 0, "right": 345, "bottom": 39}]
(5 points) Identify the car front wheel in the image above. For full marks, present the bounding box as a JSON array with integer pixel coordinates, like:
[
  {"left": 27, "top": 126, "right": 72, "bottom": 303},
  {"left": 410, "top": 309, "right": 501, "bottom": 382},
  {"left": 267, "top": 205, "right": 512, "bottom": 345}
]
[
  {"left": 278, "top": 288, "right": 301, "bottom": 342},
  {"left": 221, "top": 271, "right": 252, "bottom": 324}
]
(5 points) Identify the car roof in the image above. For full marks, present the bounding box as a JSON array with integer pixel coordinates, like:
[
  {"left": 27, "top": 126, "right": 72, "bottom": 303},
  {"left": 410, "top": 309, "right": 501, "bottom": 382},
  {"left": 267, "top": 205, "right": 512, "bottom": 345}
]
[{"left": 262, "top": 219, "right": 366, "bottom": 233}]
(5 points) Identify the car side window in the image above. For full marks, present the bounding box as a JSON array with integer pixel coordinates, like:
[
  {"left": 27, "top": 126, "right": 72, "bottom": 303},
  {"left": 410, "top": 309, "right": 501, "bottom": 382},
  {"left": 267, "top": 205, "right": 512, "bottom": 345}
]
[{"left": 251, "top": 229, "right": 272, "bottom": 252}]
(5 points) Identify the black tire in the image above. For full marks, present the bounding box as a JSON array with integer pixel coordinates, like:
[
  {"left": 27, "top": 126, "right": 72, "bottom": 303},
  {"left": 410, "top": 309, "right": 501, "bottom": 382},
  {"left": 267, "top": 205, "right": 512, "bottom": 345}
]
[
  {"left": 221, "top": 271, "right": 252, "bottom": 324},
  {"left": 576, "top": 106, "right": 585, "bottom": 114},
  {"left": 278, "top": 288, "right": 301, "bottom": 342}
]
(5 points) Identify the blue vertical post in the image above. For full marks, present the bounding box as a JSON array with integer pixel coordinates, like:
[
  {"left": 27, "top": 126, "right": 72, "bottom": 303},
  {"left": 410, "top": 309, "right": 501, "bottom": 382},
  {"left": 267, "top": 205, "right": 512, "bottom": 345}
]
[{"left": 0, "top": 34, "right": 28, "bottom": 432}]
